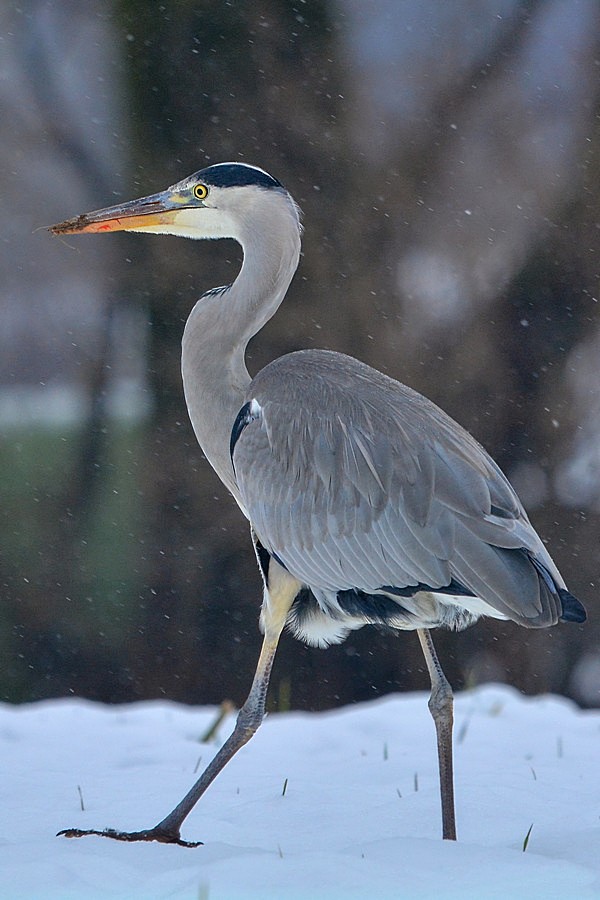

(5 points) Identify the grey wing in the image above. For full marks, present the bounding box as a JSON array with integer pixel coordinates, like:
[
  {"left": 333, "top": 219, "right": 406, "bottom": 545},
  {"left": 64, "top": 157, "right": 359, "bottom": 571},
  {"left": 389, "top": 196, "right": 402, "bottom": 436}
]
[{"left": 231, "top": 351, "right": 568, "bottom": 628}]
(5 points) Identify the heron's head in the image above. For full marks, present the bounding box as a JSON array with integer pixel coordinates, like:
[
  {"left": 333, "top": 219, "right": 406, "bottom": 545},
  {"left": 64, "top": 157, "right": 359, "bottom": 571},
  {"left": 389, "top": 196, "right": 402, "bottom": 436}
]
[{"left": 50, "top": 162, "right": 301, "bottom": 243}]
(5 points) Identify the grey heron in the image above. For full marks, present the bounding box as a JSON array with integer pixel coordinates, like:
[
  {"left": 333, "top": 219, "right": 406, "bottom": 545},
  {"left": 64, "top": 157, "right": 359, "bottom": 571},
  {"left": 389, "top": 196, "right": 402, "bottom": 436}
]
[{"left": 50, "top": 162, "right": 586, "bottom": 847}]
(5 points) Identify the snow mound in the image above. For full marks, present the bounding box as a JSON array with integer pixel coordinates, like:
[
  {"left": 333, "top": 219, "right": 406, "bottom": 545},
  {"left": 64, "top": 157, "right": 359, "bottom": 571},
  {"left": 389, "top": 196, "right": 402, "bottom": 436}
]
[{"left": 1, "top": 684, "right": 598, "bottom": 898}]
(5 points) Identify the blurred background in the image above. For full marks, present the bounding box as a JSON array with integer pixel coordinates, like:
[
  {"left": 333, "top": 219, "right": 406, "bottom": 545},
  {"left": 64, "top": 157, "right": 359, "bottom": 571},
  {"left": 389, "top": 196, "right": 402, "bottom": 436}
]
[{"left": 1, "top": 0, "right": 598, "bottom": 711}]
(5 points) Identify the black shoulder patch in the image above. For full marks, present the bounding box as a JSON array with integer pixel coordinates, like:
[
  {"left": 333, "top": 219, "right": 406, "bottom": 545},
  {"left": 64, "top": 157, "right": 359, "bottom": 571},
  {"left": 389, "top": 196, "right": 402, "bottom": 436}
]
[
  {"left": 230, "top": 402, "right": 252, "bottom": 466},
  {"left": 195, "top": 163, "right": 282, "bottom": 190},
  {"left": 230, "top": 399, "right": 262, "bottom": 470}
]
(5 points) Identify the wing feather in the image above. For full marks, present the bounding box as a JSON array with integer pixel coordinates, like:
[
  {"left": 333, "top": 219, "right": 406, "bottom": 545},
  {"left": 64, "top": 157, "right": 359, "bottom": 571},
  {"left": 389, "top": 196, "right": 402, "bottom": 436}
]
[{"left": 232, "top": 349, "right": 568, "bottom": 626}]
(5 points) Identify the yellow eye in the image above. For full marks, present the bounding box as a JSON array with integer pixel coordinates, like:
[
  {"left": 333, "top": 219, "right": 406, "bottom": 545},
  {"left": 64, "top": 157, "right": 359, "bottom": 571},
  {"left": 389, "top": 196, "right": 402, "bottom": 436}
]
[{"left": 193, "top": 183, "right": 208, "bottom": 200}]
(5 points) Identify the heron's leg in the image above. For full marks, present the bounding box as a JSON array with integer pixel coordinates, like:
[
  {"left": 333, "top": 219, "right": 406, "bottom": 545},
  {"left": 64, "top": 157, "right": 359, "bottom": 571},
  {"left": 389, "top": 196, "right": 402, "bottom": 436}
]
[
  {"left": 58, "top": 563, "right": 301, "bottom": 847},
  {"left": 417, "top": 628, "right": 457, "bottom": 841}
]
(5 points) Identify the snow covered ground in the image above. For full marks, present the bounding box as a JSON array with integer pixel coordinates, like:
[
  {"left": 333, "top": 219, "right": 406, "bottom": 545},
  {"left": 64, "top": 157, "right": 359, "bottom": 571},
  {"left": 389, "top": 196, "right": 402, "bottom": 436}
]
[{"left": 1, "top": 684, "right": 598, "bottom": 899}]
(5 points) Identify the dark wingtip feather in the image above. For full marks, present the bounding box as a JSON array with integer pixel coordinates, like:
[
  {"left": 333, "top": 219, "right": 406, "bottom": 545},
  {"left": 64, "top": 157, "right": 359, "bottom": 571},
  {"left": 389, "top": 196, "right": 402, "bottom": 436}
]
[{"left": 558, "top": 589, "right": 587, "bottom": 623}]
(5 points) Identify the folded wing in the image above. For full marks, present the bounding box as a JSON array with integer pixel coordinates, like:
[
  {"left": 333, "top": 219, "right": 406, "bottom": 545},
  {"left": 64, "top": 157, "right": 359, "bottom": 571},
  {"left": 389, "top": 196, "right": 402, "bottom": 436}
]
[{"left": 231, "top": 349, "right": 583, "bottom": 629}]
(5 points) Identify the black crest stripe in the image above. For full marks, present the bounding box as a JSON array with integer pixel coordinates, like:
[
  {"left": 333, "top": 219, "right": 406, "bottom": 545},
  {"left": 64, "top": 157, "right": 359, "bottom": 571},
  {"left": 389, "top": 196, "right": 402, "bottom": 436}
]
[{"left": 196, "top": 163, "right": 282, "bottom": 190}]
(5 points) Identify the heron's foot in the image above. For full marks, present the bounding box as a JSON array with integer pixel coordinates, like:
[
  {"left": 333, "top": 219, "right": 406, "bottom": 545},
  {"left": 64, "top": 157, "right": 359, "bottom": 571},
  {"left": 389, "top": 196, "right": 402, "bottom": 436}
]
[{"left": 57, "top": 825, "right": 203, "bottom": 848}]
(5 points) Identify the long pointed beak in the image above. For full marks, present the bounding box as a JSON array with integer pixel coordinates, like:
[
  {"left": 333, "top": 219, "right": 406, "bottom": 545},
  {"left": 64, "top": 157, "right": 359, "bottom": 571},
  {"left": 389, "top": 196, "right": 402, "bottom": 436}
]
[{"left": 49, "top": 189, "right": 189, "bottom": 235}]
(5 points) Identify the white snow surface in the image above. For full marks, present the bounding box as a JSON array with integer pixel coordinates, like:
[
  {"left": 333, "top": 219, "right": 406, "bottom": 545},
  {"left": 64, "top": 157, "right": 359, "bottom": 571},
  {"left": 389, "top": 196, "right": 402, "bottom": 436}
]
[{"left": 1, "top": 684, "right": 599, "bottom": 899}]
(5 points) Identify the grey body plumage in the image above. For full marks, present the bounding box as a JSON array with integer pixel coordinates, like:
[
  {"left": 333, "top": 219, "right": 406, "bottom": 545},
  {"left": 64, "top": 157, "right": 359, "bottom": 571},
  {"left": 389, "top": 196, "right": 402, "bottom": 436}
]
[
  {"left": 233, "top": 348, "right": 583, "bottom": 646},
  {"left": 50, "top": 161, "right": 585, "bottom": 847}
]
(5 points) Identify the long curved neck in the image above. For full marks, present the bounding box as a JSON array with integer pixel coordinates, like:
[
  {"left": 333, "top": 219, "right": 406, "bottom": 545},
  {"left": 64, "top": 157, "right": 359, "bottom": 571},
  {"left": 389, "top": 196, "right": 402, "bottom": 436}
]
[{"left": 181, "top": 202, "right": 301, "bottom": 505}]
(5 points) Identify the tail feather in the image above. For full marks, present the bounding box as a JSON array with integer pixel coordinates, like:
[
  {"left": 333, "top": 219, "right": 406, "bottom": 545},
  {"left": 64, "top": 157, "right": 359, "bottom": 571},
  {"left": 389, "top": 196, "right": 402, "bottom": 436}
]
[
  {"left": 526, "top": 551, "right": 586, "bottom": 626},
  {"left": 558, "top": 588, "right": 587, "bottom": 623}
]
